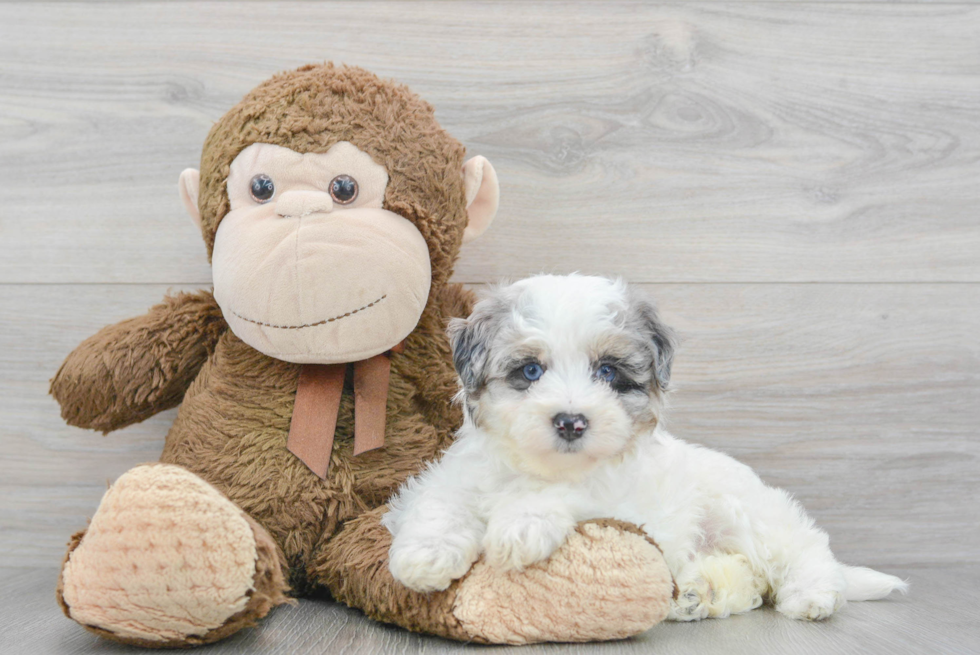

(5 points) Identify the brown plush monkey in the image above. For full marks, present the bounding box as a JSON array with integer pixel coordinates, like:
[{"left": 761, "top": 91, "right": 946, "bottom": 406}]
[{"left": 50, "top": 63, "right": 673, "bottom": 647}]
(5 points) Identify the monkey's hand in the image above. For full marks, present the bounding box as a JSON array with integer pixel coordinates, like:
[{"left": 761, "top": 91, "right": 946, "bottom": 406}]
[{"left": 50, "top": 290, "right": 226, "bottom": 433}]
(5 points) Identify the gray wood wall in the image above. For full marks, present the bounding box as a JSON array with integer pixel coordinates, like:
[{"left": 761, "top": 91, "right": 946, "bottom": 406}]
[{"left": 1, "top": 2, "right": 977, "bottom": 571}]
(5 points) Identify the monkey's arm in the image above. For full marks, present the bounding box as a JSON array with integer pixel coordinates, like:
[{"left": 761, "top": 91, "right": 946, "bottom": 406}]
[{"left": 50, "top": 290, "right": 227, "bottom": 433}]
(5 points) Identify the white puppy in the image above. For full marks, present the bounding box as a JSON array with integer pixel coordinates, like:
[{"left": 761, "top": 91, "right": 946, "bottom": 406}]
[{"left": 383, "top": 274, "right": 907, "bottom": 621}]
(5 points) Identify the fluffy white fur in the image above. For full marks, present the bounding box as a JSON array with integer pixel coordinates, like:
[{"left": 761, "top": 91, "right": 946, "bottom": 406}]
[{"left": 383, "top": 274, "right": 908, "bottom": 621}]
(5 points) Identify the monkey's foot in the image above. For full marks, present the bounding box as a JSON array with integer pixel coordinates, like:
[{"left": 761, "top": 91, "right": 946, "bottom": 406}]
[
  {"left": 57, "top": 464, "right": 289, "bottom": 647},
  {"left": 450, "top": 519, "right": 674, "bottom": 643},
  {"left": 319, "top": 511, "right": 673, "bottom": 645}
]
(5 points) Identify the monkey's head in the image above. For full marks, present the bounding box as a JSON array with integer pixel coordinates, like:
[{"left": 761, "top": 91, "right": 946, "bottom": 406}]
[{"left": 177, "top": 64, "right": 498, "bottom": 364}]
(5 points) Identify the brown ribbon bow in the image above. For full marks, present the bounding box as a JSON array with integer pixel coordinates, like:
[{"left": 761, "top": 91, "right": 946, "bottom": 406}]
[{"left": 286, "top": 342, "right": 403, "bottom": 479}]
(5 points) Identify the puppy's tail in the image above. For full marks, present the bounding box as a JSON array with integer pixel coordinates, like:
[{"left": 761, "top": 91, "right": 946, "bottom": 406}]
[{"left": 842, "top": 565, "right": 909, "bottom": 601}]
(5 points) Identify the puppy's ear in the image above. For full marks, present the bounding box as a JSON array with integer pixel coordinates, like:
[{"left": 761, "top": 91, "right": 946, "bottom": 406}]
[
  {"left": 448, "top": 311, "right": 497, "bottom": 396},
  {"left": 631, "top": 299, "right": 676, "bottom": 391}
]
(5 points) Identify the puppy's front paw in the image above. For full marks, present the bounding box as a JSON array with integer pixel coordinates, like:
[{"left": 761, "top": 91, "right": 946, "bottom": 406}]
[
  {"left": 483, "top": 514, "right": 572, "bottom": 571},
  {"left": 388, "top": 537, "right": 478, "bottom": 593},
  {"left": 776, "top": 588, "right": 845, "bottom": 621}
]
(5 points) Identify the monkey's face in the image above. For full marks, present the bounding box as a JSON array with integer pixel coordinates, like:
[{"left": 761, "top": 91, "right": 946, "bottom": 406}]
[
  {"left": 210, "top": 142, "right": 431, "bottom": 364},
  {"left": 178, "top": 64, "right": 500, "bottom": 365}
]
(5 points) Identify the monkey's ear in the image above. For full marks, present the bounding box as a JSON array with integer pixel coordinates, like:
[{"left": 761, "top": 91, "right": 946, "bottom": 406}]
[
  {"left": 178, "top": 168, "right": 202, "bottom": 230},
  {"left": 462, "top": 156, "right": 499, "bottom": 244}
]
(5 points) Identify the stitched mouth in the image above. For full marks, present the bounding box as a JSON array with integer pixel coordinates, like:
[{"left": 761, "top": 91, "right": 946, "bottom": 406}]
[{"left": 231, "top": 294, "right": 387, "bottom": 330}]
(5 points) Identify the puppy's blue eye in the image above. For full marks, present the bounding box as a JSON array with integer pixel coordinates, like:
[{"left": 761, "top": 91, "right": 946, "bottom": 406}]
[
  {"left": 522, "top": 363, "right": 544, "bottom": 381},
  {"left": 597, "top": 364, "right": 617, "bottom": 383}
]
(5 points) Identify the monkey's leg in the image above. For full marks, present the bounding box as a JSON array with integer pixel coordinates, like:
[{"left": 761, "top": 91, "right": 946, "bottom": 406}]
[
  {"left": 57, "top": 464, "right": 290, "bottom": 647},
  {"left": 312, "top": 507, "right": 674, "bottom": 644}
]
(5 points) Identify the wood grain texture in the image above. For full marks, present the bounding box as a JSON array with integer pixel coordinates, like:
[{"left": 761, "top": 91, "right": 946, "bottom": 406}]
[
  {"left": 2, "top": 283, "right": 977, "bottom": 568},
  {"left": 1, "top": 564, "right": 977, "bottom": 655},
  {"left": 1, "top": 2, "right": 978, "bottom": 650},
  {"left": 0, "top": 2, "right": 978, "bottom": 283}
]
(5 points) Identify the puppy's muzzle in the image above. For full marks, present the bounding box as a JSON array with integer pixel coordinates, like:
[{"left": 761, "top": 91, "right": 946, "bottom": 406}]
[{"left": 553, "top": 413, "right": 588, "bottom": 442}]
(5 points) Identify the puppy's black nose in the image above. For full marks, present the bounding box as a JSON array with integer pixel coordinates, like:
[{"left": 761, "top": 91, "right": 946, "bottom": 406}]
[{"left": 553, "top": 413, "right": 588, "bottom": 441}]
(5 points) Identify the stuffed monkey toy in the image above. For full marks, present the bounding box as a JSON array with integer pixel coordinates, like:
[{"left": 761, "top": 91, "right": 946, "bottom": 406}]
[{"left": 50, "top": 63, "right": 674, "bottom": 647}]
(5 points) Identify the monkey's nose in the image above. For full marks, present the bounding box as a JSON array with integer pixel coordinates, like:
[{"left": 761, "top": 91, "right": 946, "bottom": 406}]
[
  {"left": 275, "top": 190, "right": 334, "bottom": 218},
  {"left": 553, "top": 413, "right": 588, "bottom": 441}
]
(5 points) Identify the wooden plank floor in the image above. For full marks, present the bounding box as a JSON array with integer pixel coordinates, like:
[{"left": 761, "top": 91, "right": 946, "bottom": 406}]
[
  {"left": 2, "top": 565, "right": 977, "bottom": 655},
  {"left": 1, "top": 3, "right": 978, "bottom": 284},
  {"left": 1, "top": 2, "right": 978, "bottom": 653},
  {"left": 3, "top": 282, "right": 978, "bottom": 568}
]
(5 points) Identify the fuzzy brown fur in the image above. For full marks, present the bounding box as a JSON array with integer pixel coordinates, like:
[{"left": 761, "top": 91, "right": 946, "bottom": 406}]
[
  {"left": 158, "top": 283, "right": 471, "bottom": 595},
  {"left": 197, "top": 63, "right": 468, "bottom": 293},
  {"left": 51, "top": 290, "right": 226, "bottom": 433},
  {"left": 51, "top": 64, "right": 481, "bottom": 644},
  {"left": 314, "top": 505, "right": 479, "bottom": 642},
  {"left": 50, "top": 64, "right": 672, "bottom": 646}
]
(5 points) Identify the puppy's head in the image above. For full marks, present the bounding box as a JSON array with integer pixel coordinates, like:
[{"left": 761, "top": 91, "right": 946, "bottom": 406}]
[{"left": 449, "top": 274, "right": 675, "bottom": 480}]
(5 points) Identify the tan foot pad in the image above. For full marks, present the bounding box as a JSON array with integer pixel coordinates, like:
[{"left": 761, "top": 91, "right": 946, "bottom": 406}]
[
  {"left": 59, "top": 464, "right": 265, "bottom": 643},
  {"left": 453, "top": 520, "right": 673, "bottom": 644}
]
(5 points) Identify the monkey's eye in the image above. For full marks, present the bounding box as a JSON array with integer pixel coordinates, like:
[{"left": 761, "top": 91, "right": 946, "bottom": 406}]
[
  {"left": 596, "top": 364, "right": 617, "bottom": 383},
  {"left": 522, "top": 363, "right": 544, "bottom": 382},
  {"left": 329, "top": 174, "right": 359, "bottom": 205},
  {"left": 249, "top": 174, "right": 275, "bottom": 203}
]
